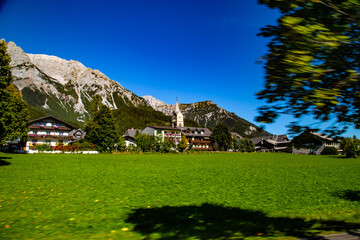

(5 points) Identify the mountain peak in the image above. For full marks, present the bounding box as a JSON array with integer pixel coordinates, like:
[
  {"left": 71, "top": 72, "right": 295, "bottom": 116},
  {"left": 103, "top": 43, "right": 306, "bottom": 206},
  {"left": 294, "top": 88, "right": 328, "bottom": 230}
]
[{"left": 8, "top": 41, "right": 147, "bottom": 123}]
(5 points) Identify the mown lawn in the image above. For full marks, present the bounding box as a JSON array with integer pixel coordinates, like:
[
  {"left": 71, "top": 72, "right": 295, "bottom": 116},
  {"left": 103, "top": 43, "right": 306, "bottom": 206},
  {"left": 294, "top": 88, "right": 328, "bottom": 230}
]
[{"left": 0, "top": 153, "right": 359, "bottom": 239}]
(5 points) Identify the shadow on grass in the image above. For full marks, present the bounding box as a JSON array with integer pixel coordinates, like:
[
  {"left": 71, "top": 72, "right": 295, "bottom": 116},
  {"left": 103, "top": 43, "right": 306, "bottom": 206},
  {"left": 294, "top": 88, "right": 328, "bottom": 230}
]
[
  {"left": 333, "top": 190, "right": 360, "bottom": 202},
  {"left": 126, "top": 203, "right": 360, "bottom": 240},
  {"left": 0, "top": 157, "right": 11, "bottom": 166}
]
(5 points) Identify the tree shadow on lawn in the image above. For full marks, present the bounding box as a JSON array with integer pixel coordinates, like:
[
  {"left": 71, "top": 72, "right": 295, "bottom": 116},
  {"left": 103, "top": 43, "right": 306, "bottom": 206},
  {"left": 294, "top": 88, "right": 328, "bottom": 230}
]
[
  {"left": 125, "top": 203, "right": 360, "bottom": 240},
  {"left": 332, "top": 190, "right": 360, "bottom": 202},
  {"left": 0, "top": 157, "right": 11, "bottom": 166}
]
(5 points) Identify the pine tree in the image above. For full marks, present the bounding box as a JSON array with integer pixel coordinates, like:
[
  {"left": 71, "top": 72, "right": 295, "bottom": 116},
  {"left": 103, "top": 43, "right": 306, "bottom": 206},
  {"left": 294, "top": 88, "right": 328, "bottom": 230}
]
[
  {"left": 84, "top": 102, "right": 119, "bottom": 153},
  {"left": 211, "top": 123, "right": 232, "bottom": 151},
  {"left": 0, "top": 40, "right": 29, "bottom": 144}
]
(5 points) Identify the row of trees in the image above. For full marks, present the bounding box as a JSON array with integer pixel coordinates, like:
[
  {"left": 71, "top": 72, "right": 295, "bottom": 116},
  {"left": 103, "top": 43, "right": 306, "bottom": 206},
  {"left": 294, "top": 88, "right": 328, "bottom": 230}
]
[
  {"left": 0, "top": 40, "right": 29, "bottom": 145},
  {"left": 211, "top": 123, "right": 255, "bottom": 152},
  {"left": 83, "top": 102, "right": 256, "bottom": 153}
]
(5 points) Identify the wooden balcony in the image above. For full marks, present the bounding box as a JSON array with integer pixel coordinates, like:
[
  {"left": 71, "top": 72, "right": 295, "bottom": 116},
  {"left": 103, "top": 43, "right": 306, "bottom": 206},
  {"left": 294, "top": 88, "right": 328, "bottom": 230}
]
[
  {"left": 188, "top": 140, "right": 211, "bottom": 144},
  {"left": 28, "top": 134, "right": 74, "bottom": 140},
  {"left": 29, "top": 125, "right": 72, "bottom": 131}
]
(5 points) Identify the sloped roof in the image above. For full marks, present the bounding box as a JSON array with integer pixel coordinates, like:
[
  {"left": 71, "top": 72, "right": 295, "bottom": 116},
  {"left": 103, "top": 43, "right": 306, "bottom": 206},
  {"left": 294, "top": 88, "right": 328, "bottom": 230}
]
[
  {"left": 123, "top": 129, "right": 142, "bottom": 138},
  {"left": 310, "top": 132, "right": 334, "bottom": 141},
  {"left": 29, "top": 115, "right": 77, "bottom": 129},
  {"left": 251, "top": 134, "right": 289, "bottom": 145},
  {"left": 178, "top": 126, "right": 212, "bottom": 137},
  {"left": 146, "top": 126, "right": 180, "bottom": 131}
]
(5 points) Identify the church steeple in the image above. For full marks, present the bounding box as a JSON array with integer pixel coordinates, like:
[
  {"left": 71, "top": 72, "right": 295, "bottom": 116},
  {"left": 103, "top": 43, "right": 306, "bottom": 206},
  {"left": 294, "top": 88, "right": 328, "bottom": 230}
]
[
  {"left": 172, "top": 98, "right": 184, "bottom": 127},
  {"left": 175, "top": 99, "right": 181, "bottom": 114}
]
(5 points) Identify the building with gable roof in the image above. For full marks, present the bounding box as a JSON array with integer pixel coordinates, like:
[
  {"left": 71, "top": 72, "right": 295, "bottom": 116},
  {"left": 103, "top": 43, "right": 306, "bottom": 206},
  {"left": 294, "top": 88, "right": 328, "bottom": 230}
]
[
  {"left": 123, "top": 128, "right": 142, "bottom": 147},
  {"left": 124, "top": 99, "right": 213, "bottom": 150},
  {"left": 251, "top": 134, "right": 291, "bottom": 152},
  {"left": 179, "top": 126, "right": 212, "bottom": 150},
  {"left": 172, "top": 100, "right": 184, "bottom": 127},
  {"left": 26, "top": 115, "right": 82, "bottom": 150},
  {"left": 291, "top": 131, "right": 340, "bottom": 155}
]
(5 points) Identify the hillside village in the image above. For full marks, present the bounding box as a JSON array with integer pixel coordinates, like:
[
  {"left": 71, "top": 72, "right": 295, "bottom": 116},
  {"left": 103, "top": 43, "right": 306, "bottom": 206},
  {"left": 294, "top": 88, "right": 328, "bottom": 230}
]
[
  {"left": 0, "top": 41, "right": 351, "bottom": 156},
  {"left": 2, "top": 97, "right": 343, "bottom": 156}
]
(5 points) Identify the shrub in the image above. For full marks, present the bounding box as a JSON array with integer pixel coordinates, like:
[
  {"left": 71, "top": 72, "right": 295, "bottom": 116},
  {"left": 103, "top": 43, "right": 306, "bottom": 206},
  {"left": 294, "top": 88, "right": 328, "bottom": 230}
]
[
  {"left": 35, "top": 144, "right": 53, "bottom": 152},
  {"left": 340, "top": 136, "right": 359, "bottom": 158},
  {"left": 321, "top": 147, "right": 338, "bottom": 155},
  {"left": 238, "top": 139, "right": 255, "bottom": 152}
]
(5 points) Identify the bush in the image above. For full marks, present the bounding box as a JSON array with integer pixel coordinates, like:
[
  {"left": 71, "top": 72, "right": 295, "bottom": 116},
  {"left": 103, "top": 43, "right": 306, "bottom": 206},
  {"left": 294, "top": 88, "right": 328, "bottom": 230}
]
[
  {"left": 237, "top": 139, "right": 255, "bottom": 152},
  {"left": 340, "top": 136, "right": 359, "bottom": 158},
  {"left": 35, "top": 144, "right": 53, "bottom": 152},
  {"left": 321, "top": 147, "right": 338, "bottom": 155}
]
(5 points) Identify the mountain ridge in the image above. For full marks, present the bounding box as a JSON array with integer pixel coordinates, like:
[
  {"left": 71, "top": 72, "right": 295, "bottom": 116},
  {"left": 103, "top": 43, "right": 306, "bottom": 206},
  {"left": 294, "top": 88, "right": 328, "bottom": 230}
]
[
  {"left": 142, "top": 95, "right": 270, "bottom": 137},
  {"left": 7, "top": 41, "right": 270, "bottom": 137}
]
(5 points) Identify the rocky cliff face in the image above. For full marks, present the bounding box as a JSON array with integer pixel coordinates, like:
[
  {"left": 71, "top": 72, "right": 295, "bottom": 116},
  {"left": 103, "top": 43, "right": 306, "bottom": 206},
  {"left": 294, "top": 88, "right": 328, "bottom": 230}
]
[
  {"left": 7, "top": 41, "right": 149, "bottom": 124},
  {"left": 142, "top": 96, "right": 270, "bottom": 137},
  {"left": 7, "top": 41, "right": 269, "bottom": 137}
]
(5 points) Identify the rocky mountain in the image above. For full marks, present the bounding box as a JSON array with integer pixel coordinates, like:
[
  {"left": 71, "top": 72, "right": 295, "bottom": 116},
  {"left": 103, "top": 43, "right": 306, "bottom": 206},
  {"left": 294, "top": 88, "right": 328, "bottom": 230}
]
[
  {"left": 7, "top": 41, "right": 269, "bottom": 137},
  {"left": 7, "top": 41, "right": 153, "bottom": 126},
  {"left": 142, "top": 96, "right": 270, "bottom": 137}
]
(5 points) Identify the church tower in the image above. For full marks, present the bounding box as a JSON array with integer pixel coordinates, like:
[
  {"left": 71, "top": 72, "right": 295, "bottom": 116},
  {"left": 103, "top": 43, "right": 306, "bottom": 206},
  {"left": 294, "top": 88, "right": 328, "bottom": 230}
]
[{"left": 172, "top": 100, "right": 184, "bottom": 127}]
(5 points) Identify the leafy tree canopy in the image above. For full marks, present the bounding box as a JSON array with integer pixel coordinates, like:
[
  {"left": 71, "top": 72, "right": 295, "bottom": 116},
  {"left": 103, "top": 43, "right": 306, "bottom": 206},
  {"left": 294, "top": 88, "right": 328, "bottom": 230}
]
[
  {"left": 340, "top": 136, "right": 359, "bottom": 158},
  {"left": 0, "top": 40, "right": 29, "bottom": 144},
  {"left": 84, "top": 98, "right": 119, "bottom": 153},
  {"left": 256, "top": 0, "right": 360, "bottom": 135},
  {"left": 211, "top": 123, "right": 232, "bottom": 151}
]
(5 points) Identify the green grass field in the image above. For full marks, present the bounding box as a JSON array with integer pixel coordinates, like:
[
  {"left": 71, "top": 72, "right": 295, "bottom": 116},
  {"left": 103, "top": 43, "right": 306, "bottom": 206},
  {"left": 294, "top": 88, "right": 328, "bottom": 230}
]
[{"left": 0, "top": 153, "right": 359, "bottom": 239}]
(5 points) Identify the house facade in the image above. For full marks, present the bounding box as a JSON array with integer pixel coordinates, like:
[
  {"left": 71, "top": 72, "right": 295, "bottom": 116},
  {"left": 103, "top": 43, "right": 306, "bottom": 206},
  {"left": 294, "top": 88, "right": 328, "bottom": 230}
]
[
  {"left": 142, "top": 126, "right": 182, "bottom": 143},
  {"left": 123, "top": 128, "right": 141, "bottom": 147},
  {"left": 124, "top": 100, "right": 213, "bottom": 150},
  {"left": 179, "top": 127, "right": 212, "bottom": 151},
  {"left": 291, "top": 131, "right": 340, "bottom": 155},
  {"left": 251, "top": 134, "right": 291, "bottom": 152},
  {"left": 26, "top": 116, "right": 80, "bottom": 150}
]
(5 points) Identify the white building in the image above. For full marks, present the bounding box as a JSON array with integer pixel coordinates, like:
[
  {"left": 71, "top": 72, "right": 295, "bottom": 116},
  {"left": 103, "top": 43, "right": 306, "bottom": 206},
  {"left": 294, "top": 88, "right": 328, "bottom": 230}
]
[
  {"left": 26, "top": 116, "right": 82, "bottom": 150},
  {"left": 142, "top": 126, "right": 182, "bottom": 143},
  {"left": 172, "top": 100, "right": 184, "bottom": 127}
]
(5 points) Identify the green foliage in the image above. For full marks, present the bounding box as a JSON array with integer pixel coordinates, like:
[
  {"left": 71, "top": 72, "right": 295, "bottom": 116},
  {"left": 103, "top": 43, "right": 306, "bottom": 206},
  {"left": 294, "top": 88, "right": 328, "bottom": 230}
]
[
  {"left": 321, "top": 147, "right": 339, "bottom": 155},
  {"left": 134, "top": 133, "right": 176, "bottom": 153},
  {"left": 160, "top": 139, "right": 176, "bottom": 153},
  {"left": 1, "top": 153, "right": 360, "bottom": 239},
  {"left": 238, "top": 138, "right": 256, "bottom": 152},
  {"left": 34, "top": 144, "right": 53, "bottom": 152},
  {"left": 134, "top": 133, "right": 157, "bottom": 152},
  {"left": 178, "top": 133, "right": 188, "bottom": 152},
  {"left": 68, "top": 141, "right": 96, "bottom": 152},
  {"left": 88, "top": 95, "right": 102, "bottom": 117},
  {"left": 112, "top": 104, "right": 171, "bottom": 134},
  {"left": 115, "top": 137, "right": 127, "bottom": 152},
  {"left": 84, "top": 98, "right": 119, "bottom": 153},
  {"left": 340, "top": 136, "right": 360, "bottom": 158},
  {"left": 211, "top": 123, "right": 232, "bottom": 151},
  {"left": 0, "top": 40, "right": 29, "bottom": 144},
  {"left": 257, "top": 0, "right": 360, "bottom": 135},
  {"left": 27, "top": 103, "right": 47, "bottom": 120}
]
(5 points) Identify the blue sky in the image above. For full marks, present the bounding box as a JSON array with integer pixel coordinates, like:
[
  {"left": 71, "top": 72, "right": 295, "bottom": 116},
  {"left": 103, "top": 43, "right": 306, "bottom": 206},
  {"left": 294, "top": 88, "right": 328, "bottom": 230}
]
[{"left": 1, "top": 0, "right": 359, "bottom": 137}]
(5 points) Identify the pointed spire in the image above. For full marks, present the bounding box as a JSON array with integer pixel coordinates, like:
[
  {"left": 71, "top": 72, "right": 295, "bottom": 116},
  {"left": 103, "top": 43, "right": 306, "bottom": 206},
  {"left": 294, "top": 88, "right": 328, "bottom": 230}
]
[{"left": 175, "top": 98, "right": 180, "bottom": 113}]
